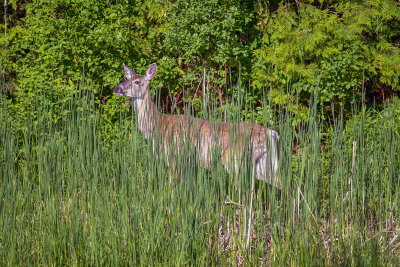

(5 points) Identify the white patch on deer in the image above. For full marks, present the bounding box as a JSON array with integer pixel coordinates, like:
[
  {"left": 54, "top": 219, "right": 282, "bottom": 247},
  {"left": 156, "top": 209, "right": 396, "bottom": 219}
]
[{"left": 255, "top": 129, "right": 279, "bottom": 188}]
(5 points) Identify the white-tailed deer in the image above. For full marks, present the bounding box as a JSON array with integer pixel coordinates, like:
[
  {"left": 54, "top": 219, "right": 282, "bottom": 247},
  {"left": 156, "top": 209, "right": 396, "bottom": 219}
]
[{"left": 114, "top": 63, "right": 280, "bottom": 189}]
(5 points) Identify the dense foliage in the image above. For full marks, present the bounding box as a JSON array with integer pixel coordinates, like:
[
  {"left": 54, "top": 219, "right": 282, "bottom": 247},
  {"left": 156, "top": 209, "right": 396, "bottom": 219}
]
[
  {"left": 1, "top": 0, "right": 400, "bottom": 265},
  {"left": 1, "top": 0, "right": 399, "bottom": 118}
]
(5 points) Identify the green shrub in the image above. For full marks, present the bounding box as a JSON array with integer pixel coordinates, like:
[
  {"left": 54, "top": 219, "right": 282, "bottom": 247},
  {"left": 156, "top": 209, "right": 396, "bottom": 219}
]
[{"left": 252, "top": 1, "right": 400, "bottom": 107}]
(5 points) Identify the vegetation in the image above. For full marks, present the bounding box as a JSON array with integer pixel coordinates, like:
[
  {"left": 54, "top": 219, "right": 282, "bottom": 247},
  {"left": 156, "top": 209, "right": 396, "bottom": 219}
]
[
  {"left": 1, "top": 0, "right": 399, "bottom": 265},
  {"left": 2, "top": 1, "right": 399, "bottom": 114}
]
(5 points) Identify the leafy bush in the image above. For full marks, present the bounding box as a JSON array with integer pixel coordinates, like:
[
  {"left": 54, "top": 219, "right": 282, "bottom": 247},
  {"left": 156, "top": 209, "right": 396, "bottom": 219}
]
[
  {"left": 253, "top": 1, "right": 400, "bottom": 107},
  {"left": 1, "top": 0, "right": 399, "bottom": 123}
]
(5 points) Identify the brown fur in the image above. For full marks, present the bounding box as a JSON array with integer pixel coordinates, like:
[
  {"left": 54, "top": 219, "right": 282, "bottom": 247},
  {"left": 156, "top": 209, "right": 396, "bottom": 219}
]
[{"left": 114, "top": 63, "right": 280, "bottom": 188}]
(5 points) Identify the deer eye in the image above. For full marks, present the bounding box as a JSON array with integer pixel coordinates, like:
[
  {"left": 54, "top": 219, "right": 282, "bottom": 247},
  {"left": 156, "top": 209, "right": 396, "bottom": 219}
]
[{"left": 134, "top": 80, "right": 140, "bottom": 85}]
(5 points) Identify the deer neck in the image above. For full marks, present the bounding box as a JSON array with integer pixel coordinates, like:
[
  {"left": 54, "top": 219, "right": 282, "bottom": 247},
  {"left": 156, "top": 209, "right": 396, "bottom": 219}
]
[{"left": 133, "top": 91, "right": 158, "bottom": 139}]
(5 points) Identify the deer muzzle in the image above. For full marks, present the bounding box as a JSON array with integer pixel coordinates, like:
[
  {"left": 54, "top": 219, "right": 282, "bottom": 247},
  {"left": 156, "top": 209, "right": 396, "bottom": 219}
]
[{"left": 114, "top": 85, "right": 124, "bottom": 96}]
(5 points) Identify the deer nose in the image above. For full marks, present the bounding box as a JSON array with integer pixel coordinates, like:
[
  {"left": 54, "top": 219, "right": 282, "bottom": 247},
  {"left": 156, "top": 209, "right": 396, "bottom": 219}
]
[{"left": 114, "top": 85, "right": 122, "bottom": 94}]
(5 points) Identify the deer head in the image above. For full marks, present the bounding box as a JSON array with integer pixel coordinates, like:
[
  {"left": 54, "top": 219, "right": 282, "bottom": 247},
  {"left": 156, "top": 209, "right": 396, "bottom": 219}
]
[{"left": 114, "top": 63, "right": 157, "bottom": 99}]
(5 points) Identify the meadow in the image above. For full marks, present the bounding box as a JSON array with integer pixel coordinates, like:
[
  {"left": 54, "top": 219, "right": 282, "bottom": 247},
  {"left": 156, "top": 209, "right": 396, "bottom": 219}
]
[
  {"left": 2, "top": 0, "right": 400, "bottom": 265},
  {"left": 0, "top": 75, "right": 399, "bottom": 265}
]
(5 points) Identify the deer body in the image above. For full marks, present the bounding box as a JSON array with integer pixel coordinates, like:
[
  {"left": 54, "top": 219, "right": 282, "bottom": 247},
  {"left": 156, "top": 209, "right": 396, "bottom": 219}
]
[{"left": 114, "top": 63, "right": 280, "bottom": 188}]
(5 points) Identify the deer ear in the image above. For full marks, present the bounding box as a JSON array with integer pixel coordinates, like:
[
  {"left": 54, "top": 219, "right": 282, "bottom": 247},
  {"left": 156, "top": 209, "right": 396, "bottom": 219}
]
[
  {"left": 123, "top": 64, "right": 136, "bottom": 79},
  {"left": 145, "top": 63, "right": 157, "bottom": 81}
]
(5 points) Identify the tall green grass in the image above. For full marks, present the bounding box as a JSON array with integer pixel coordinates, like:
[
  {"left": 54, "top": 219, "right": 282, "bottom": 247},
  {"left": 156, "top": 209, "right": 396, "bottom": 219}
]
[{"left": 0, "top": 76, "right": 399, "bottom": 265}]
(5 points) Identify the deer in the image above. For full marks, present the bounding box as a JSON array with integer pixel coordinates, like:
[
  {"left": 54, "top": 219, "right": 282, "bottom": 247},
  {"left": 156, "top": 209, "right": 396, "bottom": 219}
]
[{"left": 113, "top": 63, "right": 280, "bottom": 189}]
